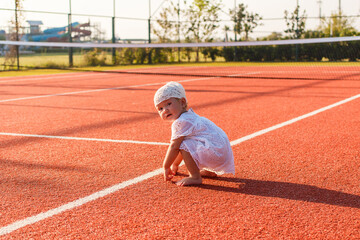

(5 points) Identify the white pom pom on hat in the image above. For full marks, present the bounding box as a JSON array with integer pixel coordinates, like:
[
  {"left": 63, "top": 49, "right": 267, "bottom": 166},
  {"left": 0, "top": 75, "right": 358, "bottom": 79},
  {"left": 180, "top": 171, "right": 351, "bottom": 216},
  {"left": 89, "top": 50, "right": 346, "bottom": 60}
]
[{"left": 154, "top": 81, "right": 187, "bottom": 106}]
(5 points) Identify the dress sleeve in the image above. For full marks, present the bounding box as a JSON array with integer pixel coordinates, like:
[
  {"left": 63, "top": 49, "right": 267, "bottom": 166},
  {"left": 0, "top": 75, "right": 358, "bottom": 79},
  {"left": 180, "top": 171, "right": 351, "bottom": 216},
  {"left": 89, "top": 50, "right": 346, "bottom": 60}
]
[{"left": 171, "top": 118, "right": 195, "bottom": 140}]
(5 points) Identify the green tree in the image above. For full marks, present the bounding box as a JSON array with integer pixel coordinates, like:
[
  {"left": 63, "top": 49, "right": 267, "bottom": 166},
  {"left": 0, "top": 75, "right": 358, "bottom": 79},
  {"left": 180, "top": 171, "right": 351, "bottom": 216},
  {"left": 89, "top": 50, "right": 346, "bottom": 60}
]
[
  {"left": 243, "top": 11, "right": 262, "bottom": 40},
  {"left": 303, "top": 30, "right": 325, "bottom": 39},
  {"left": 223, "top": 25, "right": 230, "bottom": 41},
  {"left": 230, "top": 3, "right": 262, "bottom": 41},
  {"left": 201, "top": 38, "right": 221, "bottom": 62},
  {"left": 4, "top": 0, "right": 24, "bottom": 70},
  {"left": 152, "top": 1, "right": 178, "bottom": 43},
  {"left": 263, "top": 32, "right": 282, "bottom": 40},
  {"left": 151, "top": 1, "right": 180, "bottom": 63},
  {"left": 320, "top": 11, "right": 357, "bottom": 37},
  {"left": 284, "top": 5, "right": 307, "bottom": 39},
  {"left": 182, "top": 0, "right": 222, "bottom": 61},
  {"left": 182, "top": 36, "right": 194, "bottom": 62},
  {"left": 230, "top": 3, "right": 245, "bottom": 41}
]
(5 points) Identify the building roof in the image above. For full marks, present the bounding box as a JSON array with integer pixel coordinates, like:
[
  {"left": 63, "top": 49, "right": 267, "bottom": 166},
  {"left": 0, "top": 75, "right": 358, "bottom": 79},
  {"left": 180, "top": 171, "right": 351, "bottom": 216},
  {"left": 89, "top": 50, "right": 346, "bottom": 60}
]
[{"left": 26, "top": 20, "right": 43, "bottom": 26}]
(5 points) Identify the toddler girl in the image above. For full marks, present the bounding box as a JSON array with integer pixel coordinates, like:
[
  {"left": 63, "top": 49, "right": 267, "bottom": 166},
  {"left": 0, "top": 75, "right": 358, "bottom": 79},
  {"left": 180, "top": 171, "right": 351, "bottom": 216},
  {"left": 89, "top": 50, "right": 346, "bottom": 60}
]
[{"left": 154, "top": 82, "right": 235, "bottom": 186}]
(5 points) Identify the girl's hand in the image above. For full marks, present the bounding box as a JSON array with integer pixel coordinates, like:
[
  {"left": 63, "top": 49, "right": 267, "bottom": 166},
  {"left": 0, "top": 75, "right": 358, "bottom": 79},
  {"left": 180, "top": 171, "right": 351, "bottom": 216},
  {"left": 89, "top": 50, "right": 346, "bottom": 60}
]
[
  {"left": 164, "top": 168, "right": 175, "bottom": 181},
  {"left": 170, "top": 164, "right": 179, "bottom": 175}
]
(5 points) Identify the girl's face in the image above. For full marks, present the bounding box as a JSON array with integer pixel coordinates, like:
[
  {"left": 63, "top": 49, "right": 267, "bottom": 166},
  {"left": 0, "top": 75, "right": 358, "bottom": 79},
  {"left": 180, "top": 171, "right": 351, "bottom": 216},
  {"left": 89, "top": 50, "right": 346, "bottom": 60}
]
[{"left": 156, "top": 97, "right": 187, "bottom": 121}]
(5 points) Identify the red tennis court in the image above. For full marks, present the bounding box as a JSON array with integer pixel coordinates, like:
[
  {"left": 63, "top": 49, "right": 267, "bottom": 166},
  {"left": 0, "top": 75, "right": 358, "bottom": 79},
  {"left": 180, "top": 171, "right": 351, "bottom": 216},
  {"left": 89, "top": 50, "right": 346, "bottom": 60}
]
[{"left": 1, "top": 65, "right": 360, "bottom": 239}]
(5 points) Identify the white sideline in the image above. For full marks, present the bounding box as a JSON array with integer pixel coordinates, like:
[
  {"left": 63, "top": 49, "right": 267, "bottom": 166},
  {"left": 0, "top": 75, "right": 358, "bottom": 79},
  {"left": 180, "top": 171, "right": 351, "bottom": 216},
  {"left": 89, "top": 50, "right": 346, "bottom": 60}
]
[{"left": 0, "top": 93, "right": 359, "bottom": 236}]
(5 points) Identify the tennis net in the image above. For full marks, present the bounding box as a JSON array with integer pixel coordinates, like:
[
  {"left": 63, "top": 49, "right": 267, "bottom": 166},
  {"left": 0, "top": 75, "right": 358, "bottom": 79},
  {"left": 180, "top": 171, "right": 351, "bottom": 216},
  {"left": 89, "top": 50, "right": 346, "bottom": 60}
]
[{"left": 0, "top": 36, "right": 360, "bottom": 81}]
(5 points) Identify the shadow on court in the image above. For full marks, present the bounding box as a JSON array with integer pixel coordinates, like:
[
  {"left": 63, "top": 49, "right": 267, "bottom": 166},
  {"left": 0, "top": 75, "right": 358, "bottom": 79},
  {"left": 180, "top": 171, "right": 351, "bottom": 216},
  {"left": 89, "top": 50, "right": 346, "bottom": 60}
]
[{"left": 195, "top": 176, "right": 360, "bottom": 209}]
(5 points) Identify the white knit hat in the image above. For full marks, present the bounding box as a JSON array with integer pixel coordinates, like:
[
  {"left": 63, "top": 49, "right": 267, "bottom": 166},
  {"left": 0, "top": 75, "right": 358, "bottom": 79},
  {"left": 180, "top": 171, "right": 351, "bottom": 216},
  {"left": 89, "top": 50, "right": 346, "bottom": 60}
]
[{"left": 154, "top": 82, "right": 187, "bottom": 106}]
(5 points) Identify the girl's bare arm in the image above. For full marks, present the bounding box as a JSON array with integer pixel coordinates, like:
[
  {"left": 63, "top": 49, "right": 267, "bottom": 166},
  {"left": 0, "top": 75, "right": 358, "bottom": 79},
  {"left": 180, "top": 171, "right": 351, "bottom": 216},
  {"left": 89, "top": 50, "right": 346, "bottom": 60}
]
[{"left": 163, "top": 136, "right": 185, "bottom": 180}]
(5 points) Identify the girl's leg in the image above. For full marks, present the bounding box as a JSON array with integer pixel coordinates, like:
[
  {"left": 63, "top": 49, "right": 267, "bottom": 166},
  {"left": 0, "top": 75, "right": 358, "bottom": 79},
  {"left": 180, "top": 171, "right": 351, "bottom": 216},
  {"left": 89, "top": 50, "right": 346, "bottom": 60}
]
[
  {"left": 176, "top": 150, "right": 202, "bottom": 186},
  {"left": 171, "top": 152, "right": 183, "bottom": 175}
]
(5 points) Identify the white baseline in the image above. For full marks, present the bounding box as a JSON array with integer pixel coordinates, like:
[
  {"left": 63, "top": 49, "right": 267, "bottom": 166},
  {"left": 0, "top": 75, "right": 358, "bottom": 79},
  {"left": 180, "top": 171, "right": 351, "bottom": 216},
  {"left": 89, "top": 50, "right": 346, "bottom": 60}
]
[{"left": 0, "top": 93, "right": 359, "bottom": 236}]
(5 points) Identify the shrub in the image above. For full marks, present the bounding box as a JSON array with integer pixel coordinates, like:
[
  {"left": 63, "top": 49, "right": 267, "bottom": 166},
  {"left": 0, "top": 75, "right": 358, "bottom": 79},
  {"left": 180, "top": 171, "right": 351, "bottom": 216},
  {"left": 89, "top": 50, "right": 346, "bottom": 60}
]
[{"left": 83, "top": 48, "right": 107, "bottom": 66}]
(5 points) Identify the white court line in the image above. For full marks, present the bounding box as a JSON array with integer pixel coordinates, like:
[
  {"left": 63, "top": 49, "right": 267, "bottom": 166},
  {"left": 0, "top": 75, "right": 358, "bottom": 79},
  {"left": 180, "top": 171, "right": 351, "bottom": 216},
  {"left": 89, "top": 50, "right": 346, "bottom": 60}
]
[
  {"left": 0, "top": 132, "right": 169, "bottom": 146},
  {"left": 0, "top": 82, "right": 160, "bottom": 103},
  {"left": 230, "top": 93, "right": 360, "bottom": 145},
  {"left": 0, "top": 71, "right": 267, "bottom": 103},
  {"left": 1, "top": 93, "right": 359, "bottom": 236},
  {"left": 0, "top": 74, "right": 224, "bottom": 103}
]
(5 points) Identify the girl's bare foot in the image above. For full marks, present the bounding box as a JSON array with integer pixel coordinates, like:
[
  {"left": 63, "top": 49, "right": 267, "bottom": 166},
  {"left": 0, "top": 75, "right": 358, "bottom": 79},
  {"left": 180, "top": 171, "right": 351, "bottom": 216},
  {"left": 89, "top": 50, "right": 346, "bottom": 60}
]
[
  {"left": 176, "top": 177, "right": 202, "bottom": 186},
  {"left": 200, "top": 170, "right": 217, "bottom": 178}
]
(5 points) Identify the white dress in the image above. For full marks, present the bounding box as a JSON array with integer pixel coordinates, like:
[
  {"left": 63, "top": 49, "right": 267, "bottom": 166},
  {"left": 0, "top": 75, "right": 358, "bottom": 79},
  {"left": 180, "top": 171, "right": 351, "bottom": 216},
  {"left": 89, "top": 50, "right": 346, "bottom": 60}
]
[{"left": 171, "top": 109, "right": 235, "bottom": 175}]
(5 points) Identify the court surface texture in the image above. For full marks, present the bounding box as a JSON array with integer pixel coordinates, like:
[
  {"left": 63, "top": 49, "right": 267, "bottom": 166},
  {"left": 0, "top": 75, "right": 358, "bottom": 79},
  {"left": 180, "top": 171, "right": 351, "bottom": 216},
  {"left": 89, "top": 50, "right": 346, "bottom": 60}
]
[{"left": 1, "top": 65, "right": 359, "bottom": 239}]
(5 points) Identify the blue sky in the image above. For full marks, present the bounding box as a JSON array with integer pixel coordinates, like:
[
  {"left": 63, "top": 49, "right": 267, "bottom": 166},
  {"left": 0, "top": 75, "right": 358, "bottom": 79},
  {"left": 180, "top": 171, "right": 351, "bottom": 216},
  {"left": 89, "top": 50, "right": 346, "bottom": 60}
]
[{"left": 0, "top": 0, "right": 359, "bottom": 40}]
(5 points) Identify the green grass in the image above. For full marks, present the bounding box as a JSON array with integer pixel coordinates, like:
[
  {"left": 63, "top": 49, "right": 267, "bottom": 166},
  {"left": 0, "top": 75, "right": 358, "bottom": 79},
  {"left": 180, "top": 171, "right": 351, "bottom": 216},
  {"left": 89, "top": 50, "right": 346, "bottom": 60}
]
[{"left": 6, "top": 53, "right": 92, "bottom": 68}]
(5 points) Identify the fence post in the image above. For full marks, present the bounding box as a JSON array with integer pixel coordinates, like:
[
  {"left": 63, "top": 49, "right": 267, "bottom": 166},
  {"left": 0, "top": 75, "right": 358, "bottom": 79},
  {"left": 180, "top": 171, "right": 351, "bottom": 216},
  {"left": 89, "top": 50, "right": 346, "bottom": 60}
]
[
  {"left": 15, "top": 0, "right": 20, "bottom": 70},
  {"left": 148, "top": 18, "right": 152, "bottom": 64},
  {"left": 68, "top": 14, "right": 73, "bottom": 67},
  {"left": 295, "top": 0, "right": 299, "bottom": 62},
  {"left": 112, "top": 17, "right": 116, "bottom": 65},
  {"left": 177, "top": 0, "right": 181, "bottom": 63},
  {"left": 233, "top": 0, "right": 238, "bottom": 61}
]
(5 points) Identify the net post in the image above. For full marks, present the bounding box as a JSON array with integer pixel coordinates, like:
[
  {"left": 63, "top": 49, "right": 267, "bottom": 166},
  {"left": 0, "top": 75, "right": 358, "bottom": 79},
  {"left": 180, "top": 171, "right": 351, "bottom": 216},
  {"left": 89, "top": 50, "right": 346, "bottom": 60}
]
[
  {"left": 112, "top": 16, "right": 116, "bottom": 65},
  {"left": 14, "top": 1, "right": 20, "bottom": 70},
  {"left": 68, "top": 14, "right": 73, "bottom": 67},
  {"left": 295, "top": 1, "right": 299, "bottom": 62}
]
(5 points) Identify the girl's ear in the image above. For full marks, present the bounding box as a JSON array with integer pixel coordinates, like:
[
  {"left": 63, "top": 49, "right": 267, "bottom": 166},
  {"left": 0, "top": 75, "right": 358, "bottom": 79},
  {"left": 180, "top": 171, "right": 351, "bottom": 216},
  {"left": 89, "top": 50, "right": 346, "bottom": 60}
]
[{"left": 181, "top": 98, "right": 187, "bottom": 109}]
